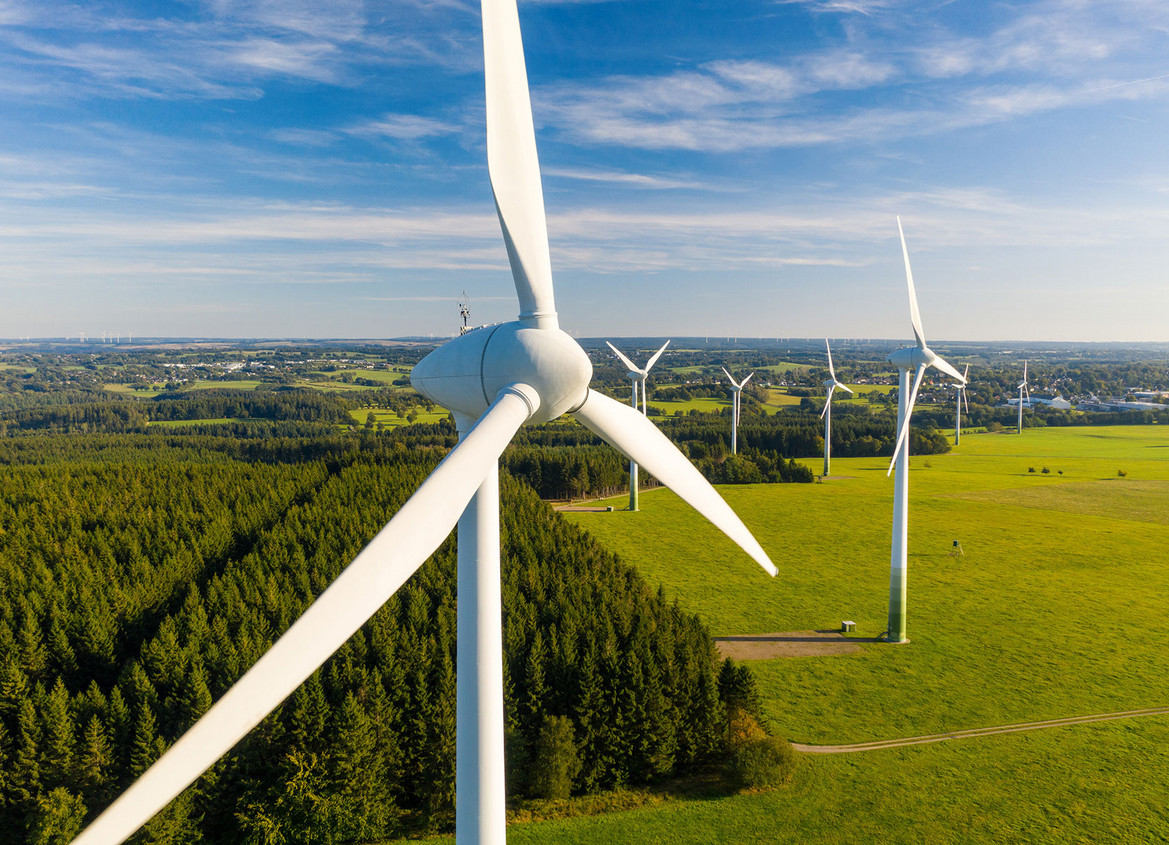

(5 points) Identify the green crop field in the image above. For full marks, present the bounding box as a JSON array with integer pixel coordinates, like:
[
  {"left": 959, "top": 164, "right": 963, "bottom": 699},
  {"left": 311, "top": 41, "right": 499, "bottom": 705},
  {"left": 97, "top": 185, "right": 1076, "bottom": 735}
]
[
  {"left": 347, "top": 407, "right": 451, "bottom": 428},
  {"left": 147, "top": 417, "right": 235, "bottom": 427},
  {"left": 403, "top": 425, "right": 1169, "bottom": 844}
]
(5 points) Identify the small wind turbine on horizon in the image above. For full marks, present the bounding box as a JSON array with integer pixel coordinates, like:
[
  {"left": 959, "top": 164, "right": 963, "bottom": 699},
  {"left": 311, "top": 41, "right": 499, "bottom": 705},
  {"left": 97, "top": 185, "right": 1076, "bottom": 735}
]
[
  {"left": 69, "top": 4, "right": 776, "bottom": 844},
  {"left": 722, "top": 366, "right": 754, "bottom": 455},
  {"left": 606, "top": 339, "right": 671, "bottom": 511},
  {"left": 820, "top": 339, "right": 853, "bottom": 477},
  {"left": 951, "top": 363, "right": 970, "bottom": 445},
  {"left": 1017, "top": 361, "right": 1030, "bottom": 434},
  {"left": 884, "top": 217, "right": 966, "bottom": 644}
]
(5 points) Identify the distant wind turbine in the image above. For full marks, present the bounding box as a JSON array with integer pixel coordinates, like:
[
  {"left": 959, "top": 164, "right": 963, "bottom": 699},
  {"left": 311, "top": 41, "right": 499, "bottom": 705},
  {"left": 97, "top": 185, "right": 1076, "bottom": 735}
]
[
  {"left": 820, "top": 339, "right": 853, "bottom": 477},
  {"left": 1017, "top": 361, "right": 1030, "bottom": 434},
  {"left": 884, "top": 217, "right": 966, "bottom": 644},
  {"left": 721, "top": 367, "right": 754, "bottom": 455},
  {"left": 70, "top": 4, "right": 775, "bottom": 843},
  {"left": 606, "top": 339, "right": 671, "bottom": 511},
  {"left": 951, "top": 363, "right": 970, "bottom": 445}
]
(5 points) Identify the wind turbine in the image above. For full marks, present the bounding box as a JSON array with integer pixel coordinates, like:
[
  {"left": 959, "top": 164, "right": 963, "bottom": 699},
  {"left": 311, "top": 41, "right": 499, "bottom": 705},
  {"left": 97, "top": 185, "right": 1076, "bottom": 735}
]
[
  {"left": 721, "top": 367, "right": 754, "bottom": 455},
  {"left": 1016, "top": 360, "right": 1030, "bottom": 434},
  {"left": 820, "top": 339, "right": 853, "bottom": 477},
  {"left": 951, "top": 363, "right": 970, "bottom": 445},
  {"left": 606, "top": 339, "right": 671, "bottom": 511},
  {"left": 70, "top": 3, "right": 775, "bottom": 844},
  {"left": 884, "top": 217, "right": 965, "bottom": 644}
]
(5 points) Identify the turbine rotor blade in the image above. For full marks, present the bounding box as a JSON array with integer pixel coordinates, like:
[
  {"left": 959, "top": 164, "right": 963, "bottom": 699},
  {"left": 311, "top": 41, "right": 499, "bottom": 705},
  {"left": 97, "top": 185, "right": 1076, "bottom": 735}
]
[
  {"left": 483, "top": 0, "right": 557, "bottom": 327},
  {"left": 741, "top": 372, "right": 754, "bottom": 387},
  {"left": 930, "top": 353, "right": 966, "bottom": 384},
  {"left": 721, "top": 366, "right": 738, "bottom": 388},
  {"left": 962, "top": 387, "right": 970, "bottom": 413},
  {"left": 825, "top": 338, "right": 836, "bottom": 380},
  {"left": 837, "top": 381, "right": 854, "bottom": 394},
  {"left": 606, "top": 341, "right": 640, "bottom": 375},
  {"left": 573, "top": 390, "right": 776, "bottom": 577},
  {"left": 897, "top": 216, "right": 927, "bottom": 348},
  {"left": 71, "top": 386, "right": 537, "bottom": 845},
  {"left": 644, "top": 339, "right": 671, "bottom": 373},
  {"left": 821, "top": 385, "right": 834, "bottom": 419},
  {"left": 887, "top": 364, "right": 927, "bottom": 476}
]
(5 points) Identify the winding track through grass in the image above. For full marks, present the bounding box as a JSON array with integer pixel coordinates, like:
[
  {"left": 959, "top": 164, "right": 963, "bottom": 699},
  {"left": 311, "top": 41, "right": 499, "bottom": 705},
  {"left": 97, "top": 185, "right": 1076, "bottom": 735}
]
[{"left": 794, "top": 706, "right": 1169, "bottom": 753}]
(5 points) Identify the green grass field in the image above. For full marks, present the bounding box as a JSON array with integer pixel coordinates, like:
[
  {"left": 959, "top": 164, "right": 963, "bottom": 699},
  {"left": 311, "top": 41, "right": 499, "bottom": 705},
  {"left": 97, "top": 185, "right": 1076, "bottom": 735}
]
[
  {"left": 347, "top": 407, "right": 452, "bottom": 428},
  {"left": 430, "top": 425, "right": 1169, "bottom": 844}
]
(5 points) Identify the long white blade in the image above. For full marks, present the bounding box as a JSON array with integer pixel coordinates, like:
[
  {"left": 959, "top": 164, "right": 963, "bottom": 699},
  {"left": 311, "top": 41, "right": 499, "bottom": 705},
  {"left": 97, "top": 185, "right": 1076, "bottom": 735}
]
[
  {"left": 897, "top": 216, "right": 926, "bottom": 349},
  {"left": 574, "top": 389, "right": 776, "bottom": 577},
  {"left": 821, "top": 384, "right": 835, "bottom": 419},
  {"left": 887, "top": 364, "right": 927, "bottom": 476},
  {"left": 721, "top": 366, "right": 739, "bottom": 388},
  {"left": 741, "top": 372, "right": 754, "bottom": 387},
  {"left": 825, "top": 338, "right": 836, "bottom": 380},
  {"left": 606, "top": 341, "right": 640, "bottom": 376},
  {"left": 72, "top": 387, "right": 535, "bottom": 845},
  {"left": 644, "top": 339, "right": 671, "bottom": 373},
  {"left": 962, "top": 387, "right": 970, "bottom": 413},
  {"left": 930, "top": 352, "right": 966, "bottom": 384},
  {"left": 483, "top": 0, "right": 557, "bottom": 327},
  {"left": 836, "top": 380, "right": 854, "bottom": 394},
  {"left": 961, "top": 364, "right": 970, "bottom": 413}
]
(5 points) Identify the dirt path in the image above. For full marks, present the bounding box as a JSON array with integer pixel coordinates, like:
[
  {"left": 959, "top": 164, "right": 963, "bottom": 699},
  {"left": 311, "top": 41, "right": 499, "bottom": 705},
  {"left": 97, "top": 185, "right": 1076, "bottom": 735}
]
[
  {"left": 714, "top": 630, "right": 876, "bottom": 659},
  {"left": 793, "top": 706, "right": 1169, "bottom": 754}
]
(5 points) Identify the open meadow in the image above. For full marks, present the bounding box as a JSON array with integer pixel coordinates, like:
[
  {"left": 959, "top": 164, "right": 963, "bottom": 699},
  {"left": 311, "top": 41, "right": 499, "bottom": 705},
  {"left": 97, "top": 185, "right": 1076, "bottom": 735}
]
[{"left": 396, "top": 425, "right": 1169, "bottom": 844}]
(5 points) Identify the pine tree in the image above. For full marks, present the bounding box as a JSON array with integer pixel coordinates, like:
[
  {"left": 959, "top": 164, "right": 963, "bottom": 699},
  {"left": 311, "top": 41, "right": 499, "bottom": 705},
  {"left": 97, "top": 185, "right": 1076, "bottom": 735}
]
[
  {"left": 26, "top": 787, "right": 87, "bottom": 845},
  {"left": 41, "top": 678, "right": 76, "bottom": 790},
  {"left": 78, "top": 716, "right": 112, "bottom": 807},
  {"left": 130, "top": 704, "right": 161, "bottom": 777},
  {"left": 13, "top": 697, "right": 42, "bottom": 804}
]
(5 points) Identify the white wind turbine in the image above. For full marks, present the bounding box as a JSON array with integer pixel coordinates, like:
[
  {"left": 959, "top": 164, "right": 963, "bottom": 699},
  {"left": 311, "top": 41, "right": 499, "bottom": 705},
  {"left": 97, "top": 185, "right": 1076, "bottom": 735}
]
[
  {"left": 1016, "top": 360, "right": 1030, "bottom": 434},
  {"left": 606, "top": 339, "right": 671, "bottom": 511},
  {"left": 70, "top": 3, "right": 776, "bottom": 844},
  {"left": 820, "top": 339, "right": 853, "bottom": 477},
  {"left": 721, "top": 367, "right": 754, "bottom": 455},
  {"left": 884, "top": 218, "right": 965, "bottom": 644},
  {"left": 951, "top": 363, "right": 970, "bottom": 445}
]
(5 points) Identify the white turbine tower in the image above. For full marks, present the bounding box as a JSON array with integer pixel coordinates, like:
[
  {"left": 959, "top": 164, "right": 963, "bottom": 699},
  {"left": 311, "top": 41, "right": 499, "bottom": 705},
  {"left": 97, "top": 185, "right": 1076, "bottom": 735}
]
[
  {"left": 884, "top": 217, "right": 965, "bottom": 644},
  {"left": 721, "top": 367, "right": 754, "bottom": 455},
  {"left": 820, "top": 339, "right": 853, "bottom": 477},
  {"left": 951, "top": 363, "right": 970, "bottom": 445},
  {"left": 606, "top": 339, "right": 671, "bottom": 511},
  {"left": 1017, "top": 360, "right": 1030, "bottom": 434},
  {"left": 70, "top": 3, "right": 776, "bottom": 844}
]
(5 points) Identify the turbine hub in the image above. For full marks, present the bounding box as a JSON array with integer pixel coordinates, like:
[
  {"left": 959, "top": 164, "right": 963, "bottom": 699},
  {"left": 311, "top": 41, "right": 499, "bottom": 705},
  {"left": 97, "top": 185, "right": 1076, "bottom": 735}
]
[
  {"left": 887, "top": 345, "right": 936, "bottom": 371},
  {"left": 411, "top": 321, "right": 592, "bottom": 425}
]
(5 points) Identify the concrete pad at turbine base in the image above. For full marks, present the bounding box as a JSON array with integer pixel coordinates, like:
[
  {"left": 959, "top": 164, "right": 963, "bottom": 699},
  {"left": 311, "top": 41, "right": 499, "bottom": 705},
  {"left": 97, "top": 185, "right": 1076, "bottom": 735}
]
[{"left": 714, "top": 630, "right": 870, "bottom": 659}]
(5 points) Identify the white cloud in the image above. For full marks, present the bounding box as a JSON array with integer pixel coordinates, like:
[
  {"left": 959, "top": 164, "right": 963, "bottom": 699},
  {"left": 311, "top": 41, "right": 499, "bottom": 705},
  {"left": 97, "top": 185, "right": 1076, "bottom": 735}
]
[{"left": 349, "top": 114, "right": 463, "bottom": 141}]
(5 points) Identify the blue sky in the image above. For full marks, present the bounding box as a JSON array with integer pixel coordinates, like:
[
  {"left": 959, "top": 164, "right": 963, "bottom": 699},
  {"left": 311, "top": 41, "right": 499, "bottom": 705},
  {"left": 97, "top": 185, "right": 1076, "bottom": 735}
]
[{"left": 1, "top": 0, "right": 1167, "bottom": 342}]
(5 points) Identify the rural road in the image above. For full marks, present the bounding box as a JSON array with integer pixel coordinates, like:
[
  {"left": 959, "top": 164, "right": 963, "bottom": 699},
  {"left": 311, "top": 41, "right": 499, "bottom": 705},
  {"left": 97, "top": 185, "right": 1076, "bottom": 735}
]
[{"left": 792, "top": 706, "right": 1169, "bottom": 753}]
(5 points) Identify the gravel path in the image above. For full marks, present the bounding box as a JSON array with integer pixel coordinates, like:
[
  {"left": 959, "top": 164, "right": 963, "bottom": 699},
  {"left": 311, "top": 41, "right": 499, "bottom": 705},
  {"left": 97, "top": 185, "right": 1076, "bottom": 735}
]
[{"left": 793, "top": 706, "right": 1169, "bottom": 754}]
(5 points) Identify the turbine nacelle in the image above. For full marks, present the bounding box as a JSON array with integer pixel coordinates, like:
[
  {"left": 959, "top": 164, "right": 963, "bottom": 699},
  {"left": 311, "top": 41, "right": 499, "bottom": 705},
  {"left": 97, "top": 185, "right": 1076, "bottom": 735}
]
[{"left": 411, "top": 322, "right": 592, "bottom": 424}]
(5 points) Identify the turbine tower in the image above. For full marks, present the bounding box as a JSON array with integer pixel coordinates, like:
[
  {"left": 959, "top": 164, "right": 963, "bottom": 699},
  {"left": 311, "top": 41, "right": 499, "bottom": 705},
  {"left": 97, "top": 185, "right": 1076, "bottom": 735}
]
[
  {"left": 884, "top": 217, "right": 965, "bottom": 644},
  {"left": 722, "top": 367, "right": 754, "bottom": 455},
  {"left": 820, "top": 339, "right": 853, "bottom": 477},
  {"left": 951, "top": 363, "right": 970, "bottom": 445},
  {"left": 1016, "top": 360, "right": 1030, "bottom": 434},
  {"left": 606, "top": 340, "right": 671, "bottom": 511},
  {"left": 70, "top": 4, "right": 776, "bottom": 844}
]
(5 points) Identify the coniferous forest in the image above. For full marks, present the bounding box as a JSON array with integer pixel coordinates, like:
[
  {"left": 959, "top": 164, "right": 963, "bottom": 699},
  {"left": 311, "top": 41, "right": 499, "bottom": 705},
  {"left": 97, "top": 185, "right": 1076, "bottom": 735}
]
[{"left": 0, "top": 421, "right": 748, "bottom": 844}]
